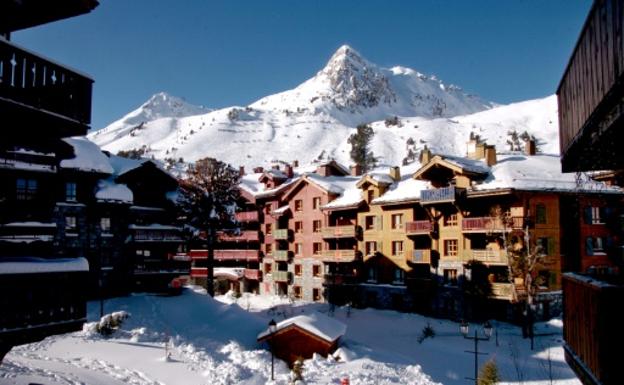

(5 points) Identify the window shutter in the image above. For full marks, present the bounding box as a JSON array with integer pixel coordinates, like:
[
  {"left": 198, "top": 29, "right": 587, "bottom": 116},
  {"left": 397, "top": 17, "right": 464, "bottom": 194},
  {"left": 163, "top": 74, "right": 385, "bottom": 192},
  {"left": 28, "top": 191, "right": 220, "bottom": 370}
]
[
  {"left": 547, "top": 238, "right": 555, "bottom": 256},
  {"left": 376, "top": 215, "right": 383, "bottom": 230},
  {"left": 607, "top": 236, "right": 614, "bottom": 249},
  {"left": 583, "top": 207, "right": 592, "bottom": 224},
  {"left": 601, "top": 207, "right": 609, "bottom": 222},
  {"left": 585, "top": 237, "right": 594, "bottom": 256},
  {"left": 549, "top": 272, "right": 557, "bottom": 287}
]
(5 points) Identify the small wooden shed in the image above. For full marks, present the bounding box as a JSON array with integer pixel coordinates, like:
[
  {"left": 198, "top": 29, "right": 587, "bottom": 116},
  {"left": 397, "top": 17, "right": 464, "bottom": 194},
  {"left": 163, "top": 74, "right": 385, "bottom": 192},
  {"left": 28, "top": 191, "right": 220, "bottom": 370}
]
[{"left": 257, "top": 312, "right": 346, "bottom": 366}]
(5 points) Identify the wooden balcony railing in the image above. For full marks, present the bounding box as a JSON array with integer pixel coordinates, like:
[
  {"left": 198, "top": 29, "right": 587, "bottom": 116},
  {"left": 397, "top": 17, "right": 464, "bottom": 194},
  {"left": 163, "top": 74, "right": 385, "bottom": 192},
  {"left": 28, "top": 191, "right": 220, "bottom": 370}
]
[
  {"left": 214, "top": 249, "right": 260, "bottom": 262},
  {"left": 462, "top": 216, "right": 526, "bottom": 232},
  {"left": 272, "top": 270, "right": 291, "bottom": 282},
  {"left": 421, "top": 186, "right": 461, "bottom": 204},
  {"left": 273, "top": 229, "right": 290, "bottom": 240},
  {"left": 558, "top": 0, "right": 624, "bottom": 171},
  {"left": 235, "top": 211, "right": 259, "bottom": 222},
  {"left": 323, "top": 273, "right": 358, "bottom": 286},
  {"left": 0, "top": 39, "right": 92, "bottom": 126},
  {"left": 133, "top": 230, "right": 182, "bottom": 242},
  {"left": 218, "top": 230, "right": 260, "bottom": 242},
  {"left": 320, "top": 249, "right": 357, "bottom": 263},
  {"left": 405, "top": 220, "right": 432, "bottom": 235},
  {"left": 411, "top": 249, "right": 431, "bottom": 264},
  {"left": 321, "top": 225, "right": 357, "bottom": 239},
  {"left": 462, "top": 249, "right": 508, "bottom": 265},
  {"left": 563, "top": 273, "right": 624, "bottom": 385},
  {"left": 273, "top": 249, "right": 291, "bottom": 262},
  {"left": 243, "top": 268, "right": 262, "bottom": 280}
]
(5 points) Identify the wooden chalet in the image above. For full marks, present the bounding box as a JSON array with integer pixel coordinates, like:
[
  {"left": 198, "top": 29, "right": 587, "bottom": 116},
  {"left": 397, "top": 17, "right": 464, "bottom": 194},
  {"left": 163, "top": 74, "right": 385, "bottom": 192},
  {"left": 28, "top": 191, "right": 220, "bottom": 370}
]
[
  {"left": 557, "top": 1, "right": 624, "bottom": 384},
  {"left": 257, "top": 312, "right": 346, "bottom": 366},
  {"left": 0, "top": 0, "right": 98, "bottom": 361}
]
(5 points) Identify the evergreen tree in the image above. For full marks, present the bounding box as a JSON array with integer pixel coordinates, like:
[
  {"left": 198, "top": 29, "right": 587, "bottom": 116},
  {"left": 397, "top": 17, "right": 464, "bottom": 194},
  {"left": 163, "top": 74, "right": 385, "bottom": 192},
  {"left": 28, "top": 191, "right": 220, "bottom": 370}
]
[
  {"left": 177, "top": 157, "right": 241, "bottom": 296},
  {"left": 478, "top": 359, "right": 501, "bottom": 385},
  {"left": 348, "top": 123, "right": 377, "bottom": 172}
]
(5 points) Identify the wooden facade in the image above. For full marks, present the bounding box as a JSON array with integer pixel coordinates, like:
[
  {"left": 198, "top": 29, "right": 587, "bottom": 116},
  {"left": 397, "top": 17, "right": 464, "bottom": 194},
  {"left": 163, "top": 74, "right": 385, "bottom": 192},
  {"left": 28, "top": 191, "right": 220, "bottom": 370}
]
[{"left": 558, "top": 0, "right": 624, "bottom": 171}]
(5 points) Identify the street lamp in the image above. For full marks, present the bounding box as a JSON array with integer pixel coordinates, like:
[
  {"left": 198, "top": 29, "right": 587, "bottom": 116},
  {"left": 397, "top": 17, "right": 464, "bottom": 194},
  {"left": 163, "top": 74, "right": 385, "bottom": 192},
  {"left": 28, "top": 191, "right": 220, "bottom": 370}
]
[
  {"left": 268, "top": 319, "right": 277, "bottom": 381},
  {"left": 460, "top": 320, "right": 493, "bottom": 385}
]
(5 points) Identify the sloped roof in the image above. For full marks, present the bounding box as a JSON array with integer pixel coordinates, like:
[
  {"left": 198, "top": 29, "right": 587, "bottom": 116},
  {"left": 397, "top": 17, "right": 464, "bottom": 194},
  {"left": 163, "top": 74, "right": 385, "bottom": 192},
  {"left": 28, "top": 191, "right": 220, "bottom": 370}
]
[{"left": 412, "top": 154, "right": 490, "bottom": 181}]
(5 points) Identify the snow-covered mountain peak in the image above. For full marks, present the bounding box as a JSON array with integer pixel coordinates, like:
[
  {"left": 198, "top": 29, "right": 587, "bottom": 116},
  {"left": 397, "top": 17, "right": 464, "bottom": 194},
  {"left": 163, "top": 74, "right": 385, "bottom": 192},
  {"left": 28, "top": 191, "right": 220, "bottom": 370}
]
[{"left": 138, "top": 92, "right": 209, "bottom": 121}]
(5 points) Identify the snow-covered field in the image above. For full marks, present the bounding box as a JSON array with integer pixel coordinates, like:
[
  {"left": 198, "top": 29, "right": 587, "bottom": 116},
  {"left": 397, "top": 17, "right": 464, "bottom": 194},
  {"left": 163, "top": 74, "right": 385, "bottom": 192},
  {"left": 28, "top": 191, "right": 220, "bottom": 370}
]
[{"left": 0, "top": 287, "right": 580, "bottom": 385}]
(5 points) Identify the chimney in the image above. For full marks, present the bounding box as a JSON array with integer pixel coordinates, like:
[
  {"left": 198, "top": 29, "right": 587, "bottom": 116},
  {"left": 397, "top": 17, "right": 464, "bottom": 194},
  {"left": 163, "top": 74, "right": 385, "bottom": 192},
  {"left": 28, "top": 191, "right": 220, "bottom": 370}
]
[
  {"left": 239, "top": 166, "right": 245, "bottom": 177},
  {"left": 389, "top": 166, "right": 400, "bottom": 182},
  {"left": 485, "top": 145, "right": 497, "bottom": 166},
  {"left": 253, "top": 166, "right": 264, "bottom": 173},
  {"left": 524, "top": 138, "right": 536, "bottom": 156},
  {"left": 292, "top": 160, "right": 299, "bottom": 167},
  {"left": 419, "top": 145, "right": 432, "bottom": 164},
  {"left": 316, "top": 165, "right": 329, "bottom": 177},
  {"left": 285, "top": 164, "right": 294, "bottom": 178},
  {"left": 350, "top": 164, "right": 362, "bottom": 176}
]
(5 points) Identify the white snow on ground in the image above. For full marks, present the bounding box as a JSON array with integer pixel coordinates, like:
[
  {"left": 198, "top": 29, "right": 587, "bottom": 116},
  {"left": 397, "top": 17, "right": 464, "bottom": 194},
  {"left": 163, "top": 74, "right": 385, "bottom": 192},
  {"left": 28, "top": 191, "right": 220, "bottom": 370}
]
[{"left": 1, "top": 287, "right": 580, "bottom": 385}]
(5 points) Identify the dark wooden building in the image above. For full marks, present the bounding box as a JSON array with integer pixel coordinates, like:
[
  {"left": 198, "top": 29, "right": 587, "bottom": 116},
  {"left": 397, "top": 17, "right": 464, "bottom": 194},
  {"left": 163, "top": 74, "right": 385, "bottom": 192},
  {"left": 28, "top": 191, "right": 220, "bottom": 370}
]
[{"left": 558, "top": 1, "right": 624, "bottom": 384}]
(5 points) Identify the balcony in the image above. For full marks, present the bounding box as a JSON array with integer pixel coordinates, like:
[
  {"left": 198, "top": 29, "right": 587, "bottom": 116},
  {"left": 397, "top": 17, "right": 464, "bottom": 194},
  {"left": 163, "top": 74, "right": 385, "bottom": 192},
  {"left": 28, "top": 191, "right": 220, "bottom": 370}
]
[
  {"left": 462, "top": 216, "right": 525, "bottom": 232},
  {"left": 321, "top": 225, "right": 357, "bottom": 239},
  {"left": 243, "top": 268, "right": 262, "bottom": 281},
  {"left": 411, "top": 249, "right": 431, "bottom": 264},
  {"left": 272, "top": 270, "right": 291, "bottom": 282},
  {"left": 489, "top": 282, "right": 514, "bottom": 301},
  {"left": 0, "top": 39, "right": 93, "bottom": 139},
  {"left": 420, "top": 186, "right": 462, "bottom": 204},
  {"left": 273, "top": 229, "right": 290, "bottom": 241},
  {"left": 218, "top": 230, "right": 260, "bottom": 242},
  {"left": 235, "top": 211, "right": 259, "bottom": 222},
  {"left": 563, "top": 273, "right": 624, "bottom": 385},
  {"left": 133, "top": 230, "right": 182, "bottom": 242},
  {"left": 320, "top": 249, "right": 357, "bottom": 263},
  {"left": 463, "top": 249, "right": 508, "bottom": 265},
  {"left": 214, "top": 249, "right": 260, "bottom": 262},
  {"left": 557, "top": 0, "right": 624, "bottom": 172},
  {"left": 273, "top": 249, "right": 291, "bottom": 262},
  {"left": 405, "top": 220, "right": 432, "bottom": 235}
]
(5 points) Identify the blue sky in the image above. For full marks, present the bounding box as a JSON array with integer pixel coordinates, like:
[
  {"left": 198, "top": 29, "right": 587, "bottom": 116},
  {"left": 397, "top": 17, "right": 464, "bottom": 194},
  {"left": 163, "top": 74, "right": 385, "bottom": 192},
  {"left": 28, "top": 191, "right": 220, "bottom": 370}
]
[{"left": 13, "top": 1, "right": 591, "bottom": 130}]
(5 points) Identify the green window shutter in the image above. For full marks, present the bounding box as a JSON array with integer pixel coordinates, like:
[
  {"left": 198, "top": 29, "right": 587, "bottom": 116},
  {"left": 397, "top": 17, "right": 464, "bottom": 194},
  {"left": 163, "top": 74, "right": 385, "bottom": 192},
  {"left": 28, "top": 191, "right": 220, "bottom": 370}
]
[
  {"left": 549, "top": 272, "right": 557, "bottom": 287},
  {"left": 585, "top": 237, "right": 594, "bottom": 256},
  {"left": 583, "top": 207, "right": 592, "bottom": 224},
  {"left": 547, "top": 238, "right": 555, "bottom": 256}
]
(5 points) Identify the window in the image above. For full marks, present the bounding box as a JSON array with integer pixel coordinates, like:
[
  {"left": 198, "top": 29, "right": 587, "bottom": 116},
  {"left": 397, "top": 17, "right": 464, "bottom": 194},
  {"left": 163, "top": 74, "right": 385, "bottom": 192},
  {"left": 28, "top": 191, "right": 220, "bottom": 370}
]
[
  {"left": 365, "top": 216, "right": 375, "bottom": 230},
  {"left": 136, "top": 249, "right": 151, "bottom": 257},
  {"left": 367, "top": 190, "right": 375, "bottom": 202},
  {"left": 293, "top": 221, "right": 302, "bottom": 233},
  {"left": 365, "top": 241, "right": 377, "bottom": 255},
  {"left": 535, "top": 203, "right": 547, "bottom": 224},
  {"left": 265, "top": 263, "right": 272, "bottom": 274},
  {"left": 444, "top": 214, "right": 458, "bottom": 227},
  {"left": 312, "top": 197, "right": 321, "bottom": 210},
  {"left": 65, "top": 182, "right": 77, "bottom": 201},
  {"left": 586, "top": 236, "right": 607, "bottom": 256},
  {"left": 313, "top": 265, "right": 321, "bottom": 277},
  {"left": 295, "top": 243, "right": 303, "bottom": 255},
  {"left": 313, "top": 242, "right": 322, "bottom": 255},
  {"left": 391, "top": 214, "right": 403, "bottom": 229},
  {"left": 391, "top": 240, "right": 404, "bottom": 256},
  {"left": 313, "top": 220, "right": 322, "bottom": 233},
  {"left": 16, "top": 178, "right": 37, "bottom": 200},
  {"left": 444, "top": 269, "right": 458, "bottom": 285},
  {"left": 265, "top": 223, "right": 272, "bottom": 236},
  {"left": 100, "top": 217, "right": 111, "bottom": 233},
  {"left": 313, "top": 288, "right": 321, "bottom": 301},
  {"left": 444, "top": 239, "right": 458, "bottom": 256},
  {"left": 295, "top": 199, "right": 303, "bottom": 212},
  {"left": 65, "top": 216, "right": 77, "bottom": 230},
  {"left": 591, "top": 207, "right": 603, "bottom": 224},
  {"left": 266, "top": 243, "right": 273, "bottom": 255},
  {"left": 264, "top": 203, "right": 272, "bottom": 214},
  {"left": 584, "top": 206, "right": 607, "bottom": 225},
  {"left": 293, "top": 286, "right": 302, "bottom": 299},
  {"left": 294, "top": 264, "right": 303, "bottom": 276},
  {"left": 393, "top": 268, "right": 405, "bottom": 284}
]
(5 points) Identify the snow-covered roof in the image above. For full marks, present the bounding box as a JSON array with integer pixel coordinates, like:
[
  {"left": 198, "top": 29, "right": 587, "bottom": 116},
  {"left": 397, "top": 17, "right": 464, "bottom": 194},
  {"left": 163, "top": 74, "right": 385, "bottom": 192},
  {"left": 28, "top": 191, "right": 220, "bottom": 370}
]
[
  {"left": 0, "top": 257, "right": 89, "bottom": 275},
  {"left": 372, "top": 178, "right": 431, "bottom": 204},
  {"left": 61, "top": 137, "right": 114, "bottom": 174},
  {"left": 128, "top": 224, "right": 181, "bottom": 231},
  {"left": 257, "top": 311, "right": 346, "bottom": 342},
  {"left": 95, "top": 179, "right": 133, "bottom": 203},
  {"left": 107, "top": 154, "right": 148, "bottom": 176},
  {"left": 474, "top": 154, "right": 622, "bottom": 194},
  {"left": 239, "top": 172, "right": 298, "bottom": 198},
  {"left": 260, "top": 168, "right": 288, "bottom": 181},
  {"left": 214, "top": 267, "right": 244, "bottom": 279},
  {"left": 272, "top": 205, "right": 290, "bottom": 215},
  {"left": 440, "top": 154, "right": 490, "bottom": 174},
  {"left": 0, "top": 222, "right": 56, "bottom": 228}
]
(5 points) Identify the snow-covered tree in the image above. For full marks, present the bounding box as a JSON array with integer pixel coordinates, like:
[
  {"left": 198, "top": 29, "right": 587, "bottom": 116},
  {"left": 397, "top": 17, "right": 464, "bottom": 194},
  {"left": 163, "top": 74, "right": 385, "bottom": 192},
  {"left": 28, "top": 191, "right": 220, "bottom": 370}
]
[{"left": 177, "top": 157, "right": 241, "bottom": 296}]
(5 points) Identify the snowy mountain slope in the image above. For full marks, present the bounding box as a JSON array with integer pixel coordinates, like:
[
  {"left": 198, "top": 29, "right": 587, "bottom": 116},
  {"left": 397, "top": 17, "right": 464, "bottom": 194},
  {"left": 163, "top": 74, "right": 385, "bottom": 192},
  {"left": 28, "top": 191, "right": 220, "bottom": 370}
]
[{"left": 89, "top": 46, "right": 557, "bottom": 170}]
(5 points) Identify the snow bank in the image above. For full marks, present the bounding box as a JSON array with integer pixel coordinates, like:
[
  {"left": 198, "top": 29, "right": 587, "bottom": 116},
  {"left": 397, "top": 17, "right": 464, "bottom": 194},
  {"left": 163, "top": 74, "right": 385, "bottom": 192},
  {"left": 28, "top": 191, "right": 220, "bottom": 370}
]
[{"left": 0, "top": 256, "right": 89, "bottom": 274}]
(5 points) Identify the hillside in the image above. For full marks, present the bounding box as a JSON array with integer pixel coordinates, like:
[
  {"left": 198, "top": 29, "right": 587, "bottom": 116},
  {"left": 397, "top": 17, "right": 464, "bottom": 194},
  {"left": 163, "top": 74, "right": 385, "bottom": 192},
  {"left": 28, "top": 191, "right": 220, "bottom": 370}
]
[{"left": 89, "top": 46, "right": 557, "bottom": 169}]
